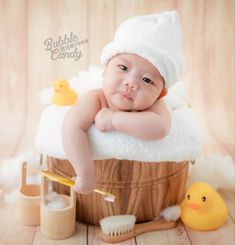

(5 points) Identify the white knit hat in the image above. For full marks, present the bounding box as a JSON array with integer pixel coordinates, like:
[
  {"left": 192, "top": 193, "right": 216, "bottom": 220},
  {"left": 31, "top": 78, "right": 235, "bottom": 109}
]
[{"left": 100, "top": 11, "right": 185, "bottom": 89}]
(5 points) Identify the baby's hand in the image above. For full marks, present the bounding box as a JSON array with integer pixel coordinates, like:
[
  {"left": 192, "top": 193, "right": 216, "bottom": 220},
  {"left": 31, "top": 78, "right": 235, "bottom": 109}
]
[
  {"left": 73, "top": 174, "right": 96, "bottom": 194},
  {"left": 95, "top": 108, "right": 115, "bottom": 132}
]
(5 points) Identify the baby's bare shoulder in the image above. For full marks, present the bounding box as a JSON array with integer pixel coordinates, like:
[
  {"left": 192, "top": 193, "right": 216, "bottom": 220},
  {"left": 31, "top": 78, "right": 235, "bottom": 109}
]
[
  {"left": 64, "top": 89, "right": 102, "bottom": 130},
  {"left": 78, "top": 89, "right": 103, "bottom": 113},
  {"left": 147, "top": 98, "right": 169, "bottom": 115},
  {"left": 81, "top": 89, "right": 109, "bottom": 109},
  {"left": 80, "top": 89, "right": 101, "bottom": 100}
]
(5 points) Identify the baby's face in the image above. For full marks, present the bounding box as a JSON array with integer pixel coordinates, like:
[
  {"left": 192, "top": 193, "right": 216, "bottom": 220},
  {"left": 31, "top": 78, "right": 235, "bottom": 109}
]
[{"left": 102, "top": 53, "right": 164, "bottom": 111}]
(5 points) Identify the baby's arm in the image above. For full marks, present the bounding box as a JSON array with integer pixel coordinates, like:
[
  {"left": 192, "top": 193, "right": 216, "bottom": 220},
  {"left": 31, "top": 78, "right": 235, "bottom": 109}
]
[
  {"left": 62, "top": 90, "right": 101, "bottom": 194},
  {"left": 112, "top": 99, "right": 171, "bottom": 140}
]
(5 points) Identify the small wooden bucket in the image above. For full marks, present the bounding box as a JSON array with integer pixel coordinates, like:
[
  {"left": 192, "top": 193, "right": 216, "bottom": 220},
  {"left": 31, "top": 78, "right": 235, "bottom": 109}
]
[
  {"left": 48, "top": 157, "right": 189, "bottom": 226},
  {"left": 16, "top": 162, "right": 41, "bottom": 226},
  {"left": 40, "top": 175, "right": 76, "bottom": 240}
]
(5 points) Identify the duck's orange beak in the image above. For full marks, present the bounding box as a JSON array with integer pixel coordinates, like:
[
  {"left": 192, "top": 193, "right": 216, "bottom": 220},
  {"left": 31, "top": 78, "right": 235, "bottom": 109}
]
[{"left": 188, "top": 203, "right": 201, "bottom": 210}]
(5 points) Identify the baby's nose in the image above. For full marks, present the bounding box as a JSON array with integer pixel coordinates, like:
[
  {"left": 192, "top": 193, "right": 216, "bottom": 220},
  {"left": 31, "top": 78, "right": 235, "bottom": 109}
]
[{"left": 123, "top": 80, "right": 138, "bottom": 91}]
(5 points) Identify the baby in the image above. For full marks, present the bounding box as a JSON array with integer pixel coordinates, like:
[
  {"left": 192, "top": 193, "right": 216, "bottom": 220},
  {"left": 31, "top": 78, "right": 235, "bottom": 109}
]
[{"left": 62, "top": 11, "right": 185, "bottom": 194}]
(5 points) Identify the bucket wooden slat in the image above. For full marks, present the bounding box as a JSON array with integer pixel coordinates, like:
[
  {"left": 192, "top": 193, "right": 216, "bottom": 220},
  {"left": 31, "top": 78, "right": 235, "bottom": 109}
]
[{"left": 47, "top": 157, "right": 188, "bottom": 225}]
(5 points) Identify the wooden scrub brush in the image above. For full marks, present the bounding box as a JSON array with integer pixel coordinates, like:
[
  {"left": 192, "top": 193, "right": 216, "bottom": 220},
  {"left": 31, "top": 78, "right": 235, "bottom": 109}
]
[{"left": 99, "top": 215, "right": 176, "bottom": 243}]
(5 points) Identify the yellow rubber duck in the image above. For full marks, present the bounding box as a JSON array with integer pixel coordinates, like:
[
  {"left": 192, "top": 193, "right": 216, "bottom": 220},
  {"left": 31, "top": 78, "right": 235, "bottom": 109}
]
[
  {"left": 52, "top": 79, "right": 78, "bottom": 105},
  {"left": 181, "top": 182, "right": 228, "bottom": 231}
]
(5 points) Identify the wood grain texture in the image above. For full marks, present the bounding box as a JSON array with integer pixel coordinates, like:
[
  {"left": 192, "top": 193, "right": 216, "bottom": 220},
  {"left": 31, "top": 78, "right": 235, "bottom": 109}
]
[
  {"left": 0, "top": 0, "right": 234, "bottom": 161},
  {"left": 136, "top": 221, "right": 191, "bottom": 245},
  {"left": 48, "top": 157, "right": 188, "bottom": 225},
  {"left": 181, "top": 0, "right": 234, "bottom": 157},
  {"left": 220, "top": 190, "right": 235, "bottom": 222},
  {"left": 16, "top": 0, "right": 89, "bottom": 154},
  {"left": 0, "top": 0, "right": 28, "bottom": 159},
  {"left": 32, "top": 222, "right": 87, "bottom": 245},
  {"left": 88, "top": 0, "right": 115, "bottom": 65},
  {"left": 0, "top": 202, "right": 36, "bottom": 245}
]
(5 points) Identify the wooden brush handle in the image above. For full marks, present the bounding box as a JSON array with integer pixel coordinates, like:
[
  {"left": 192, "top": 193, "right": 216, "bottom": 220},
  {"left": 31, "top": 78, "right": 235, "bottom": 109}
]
[{"left": 100, "top": 219, "right": 176, "bottom": 243}]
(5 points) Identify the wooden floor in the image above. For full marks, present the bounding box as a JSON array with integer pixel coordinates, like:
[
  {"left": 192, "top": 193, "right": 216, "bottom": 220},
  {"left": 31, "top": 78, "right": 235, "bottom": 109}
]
[{"left": 0, "top": 188, "right": 234, "bottom": 245}]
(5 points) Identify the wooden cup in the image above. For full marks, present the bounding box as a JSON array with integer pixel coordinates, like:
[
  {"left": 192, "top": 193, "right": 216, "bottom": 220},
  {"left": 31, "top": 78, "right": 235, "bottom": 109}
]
[
  {"left": 16, "top": 162, "right": 41, "bottom": 226},
  {"left": 40, "top": 175, "right": 76, "bottom": 240}
]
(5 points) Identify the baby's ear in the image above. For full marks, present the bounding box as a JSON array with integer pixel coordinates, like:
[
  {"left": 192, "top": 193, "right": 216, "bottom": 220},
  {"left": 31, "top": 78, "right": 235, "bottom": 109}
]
[{"left": 158, "top": 88, "right": 168, "bottom": 99}]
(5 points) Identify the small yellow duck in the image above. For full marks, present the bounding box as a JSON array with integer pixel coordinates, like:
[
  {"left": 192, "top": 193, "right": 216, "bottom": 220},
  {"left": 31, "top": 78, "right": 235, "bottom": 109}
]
[
  {"left": 181, "top": 182, "right": 228, "bottom": 231},
  {"left": 52, "top": 79, "right": 78, "bottom": 105}
]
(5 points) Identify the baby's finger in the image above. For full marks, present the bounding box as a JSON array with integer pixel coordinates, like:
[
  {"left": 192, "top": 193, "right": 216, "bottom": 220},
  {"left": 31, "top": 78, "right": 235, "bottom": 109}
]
[{"left": 71, "top": 176, "right": 76, "bottom": 181}]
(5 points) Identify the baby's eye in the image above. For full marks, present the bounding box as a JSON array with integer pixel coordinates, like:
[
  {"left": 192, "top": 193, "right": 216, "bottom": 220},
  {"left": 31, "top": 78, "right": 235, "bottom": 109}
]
[
  {"left": 142, "top": 77, "right": 154, "bottom": 85},
  {"left": 118, "top": 65, "right": 128, "bottom": 71}
]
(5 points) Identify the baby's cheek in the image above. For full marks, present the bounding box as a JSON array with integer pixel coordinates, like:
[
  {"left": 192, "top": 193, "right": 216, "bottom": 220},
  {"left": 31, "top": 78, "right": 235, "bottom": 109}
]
[
  {"left": 109, "top": 76, "right": 119, "bottom": 84},
  {"left": 137, "top": 91, "right": 157, "bottom": 109},
  {"left": 147, "top": 89, "right": 159, "bottom": 102}
]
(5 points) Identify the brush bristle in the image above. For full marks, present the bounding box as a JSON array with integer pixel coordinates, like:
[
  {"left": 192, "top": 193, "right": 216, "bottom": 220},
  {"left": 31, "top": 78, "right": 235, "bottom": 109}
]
[{"left": 99, "top": 215, "right": 136, "bottom": 236}]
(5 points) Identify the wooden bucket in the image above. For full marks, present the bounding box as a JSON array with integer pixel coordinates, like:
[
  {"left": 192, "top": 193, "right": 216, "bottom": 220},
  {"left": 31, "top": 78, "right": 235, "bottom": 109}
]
[
  {"left": 16, "top": 162, "right": 41, "bottom": 226},
  {"left": 40, "top": 175, "right": 76, "bottom": 240},
  {"left": 48, "top": 157, "right": 189, "bottom": 226}
]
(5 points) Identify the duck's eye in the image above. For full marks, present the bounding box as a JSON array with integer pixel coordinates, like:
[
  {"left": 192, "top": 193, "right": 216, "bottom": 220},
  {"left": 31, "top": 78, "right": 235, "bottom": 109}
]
[
  {"left": 60, "top": 84, "right": 63, "bottom": 87},
  {"left": 119, "top": 65, "right": 128, "bottom": 71},
  {"left": 202, "top": 196, "right": 206, "bottom": 202},
  {"left": 187, "top": 194, "right": 190, "bottom": 200},
  {"left": 142, "top": 77, "right": 154, "bottom": 85}
]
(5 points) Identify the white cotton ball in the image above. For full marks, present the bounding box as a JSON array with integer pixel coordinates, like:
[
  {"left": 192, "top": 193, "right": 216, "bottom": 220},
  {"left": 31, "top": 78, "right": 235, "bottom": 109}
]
[
  {"left": 47, "top": 199, "right": 67, "bottom": 209},
  {"left": 0, "top": 148, "right": 42, "bottom": 189},
  {"left": 21, "top": 149, "right": 42, "bottom": 167},
  {"left": 188, "top": 153, "right": 235, "bottom": 190},
  {"left": 46, "top": 192, "right": 69, "bottom": 210},
  {"left": 4, "top": 189, "right": 19, "bottom": 204},
  {"left": 45, "top": 192, "right": 58, "bottom": 202},
  {"left": 160, "top": 205, "right": 181, "bottom": 221},
  {"left": 69, "top": 65, "right": 103, "bottom": 96}
]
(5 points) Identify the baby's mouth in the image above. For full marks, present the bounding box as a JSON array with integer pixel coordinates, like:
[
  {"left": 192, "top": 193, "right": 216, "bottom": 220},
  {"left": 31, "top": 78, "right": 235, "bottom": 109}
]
[{"left": 119, "top": 92, "right": 133, "bottom": 100}]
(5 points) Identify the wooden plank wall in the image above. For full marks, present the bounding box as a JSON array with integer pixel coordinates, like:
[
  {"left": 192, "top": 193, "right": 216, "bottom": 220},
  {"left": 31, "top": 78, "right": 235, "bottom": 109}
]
[{"left": 0, "top": 0, "right": 234, "bottom": 161}]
